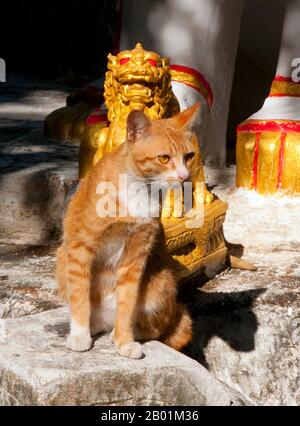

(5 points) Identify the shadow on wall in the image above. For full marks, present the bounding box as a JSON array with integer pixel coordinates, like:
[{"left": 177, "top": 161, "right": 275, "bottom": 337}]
[
  {"left": 227, "top": 0, "right": 287, "bottom": 151},
  {"left": 180, "top": 284, "right": 265, "bottom": 369},
  {"left": 0, "top": 0, "right": 117, "bottom": 84}
]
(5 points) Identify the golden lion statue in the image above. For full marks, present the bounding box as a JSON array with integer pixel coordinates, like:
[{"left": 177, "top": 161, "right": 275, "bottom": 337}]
[
  {"left": 89, "top": 43, "right": 180, "bottom": 176},
  {"left": 45, "top": 43, "right": 179, "bottom": 177}
]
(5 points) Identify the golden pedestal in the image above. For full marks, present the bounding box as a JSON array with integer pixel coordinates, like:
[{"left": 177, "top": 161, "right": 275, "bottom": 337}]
[
  {"left": 164, "top": 199, "right": 228, "bottom": 280},
  {"left": 45, "top": 43, "right": 229, "bottom": 279},
  {"left": 236, "top": 119, "right": 300, "bottom": 195}
]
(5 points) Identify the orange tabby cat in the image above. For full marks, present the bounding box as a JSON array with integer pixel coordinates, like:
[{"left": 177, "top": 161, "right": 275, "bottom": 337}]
[{"left": 56, "top": 104, "right": 201, "bottom": 358}]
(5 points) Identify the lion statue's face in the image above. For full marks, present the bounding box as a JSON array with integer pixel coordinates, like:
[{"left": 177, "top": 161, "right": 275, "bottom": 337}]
[{"left": 104, "top": 43, "right": 173, "bottom": 120}]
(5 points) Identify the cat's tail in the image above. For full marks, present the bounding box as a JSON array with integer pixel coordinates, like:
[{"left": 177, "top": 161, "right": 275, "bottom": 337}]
[
  {"left": 162, "top": 308, "right": 193, "bottom": 352},
  {"left": 230, "top": 255, "right": 257, "bottom": 271}
]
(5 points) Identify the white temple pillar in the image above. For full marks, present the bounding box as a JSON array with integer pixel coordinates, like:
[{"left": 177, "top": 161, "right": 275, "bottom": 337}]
[
  {"left": 236, "top": 0, "right": 300, "bottom": 195},
  {"left": 120, "top": 0, "right": 244, "bottom": 166}
]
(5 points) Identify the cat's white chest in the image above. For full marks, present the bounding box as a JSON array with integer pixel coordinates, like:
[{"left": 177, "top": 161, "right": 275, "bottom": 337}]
[{"left": 118, "top": 175, "right": 160, "bottom": 222}]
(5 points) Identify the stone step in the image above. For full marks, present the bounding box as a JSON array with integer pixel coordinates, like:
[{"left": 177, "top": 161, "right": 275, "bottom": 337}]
[
  {"left": 0, "top": 131, "right": 78, "bottom": 245},
  {"left": 0, "top": 74, "right": 76, "bottom": 246},
  {"left": 0, "top": 243, "right": 299, "bottom": 405},
  {"left": 186, "top": 249, "right": 300, "bottom": 406},
  {"left": 0, "top": 307, "right": 250, "bottom": 406},
  {"left": 0, "top": 244, "right": 61, "bottom": 319}
]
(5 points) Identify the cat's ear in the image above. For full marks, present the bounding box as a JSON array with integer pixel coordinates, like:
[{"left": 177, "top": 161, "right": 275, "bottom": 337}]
[
  {"left": 171, "top": 102, "right": 201, "bottom": 132},
  {"left": 126, "top": 110, "right": 151, "bottom": 142}
]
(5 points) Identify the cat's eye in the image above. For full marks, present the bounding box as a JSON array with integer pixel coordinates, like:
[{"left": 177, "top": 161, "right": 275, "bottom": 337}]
[
  {"left": 185, "top": 152, "right": 195, "bottom": 162},
  {"left": 158, "top": 154, "right": 170, "bottom": 164}
]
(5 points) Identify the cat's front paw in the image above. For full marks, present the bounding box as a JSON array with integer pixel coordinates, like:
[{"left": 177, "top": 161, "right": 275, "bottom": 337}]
[
  {"left": 67, "top": 334, "right": 92, "bottom": 352},
  {"left": 116, "top": 341, "right": 143, "bottom": 359}
]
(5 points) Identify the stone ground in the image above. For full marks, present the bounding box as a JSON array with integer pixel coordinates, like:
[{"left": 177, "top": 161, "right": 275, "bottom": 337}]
[{"left": 0, "top": 75, "right": 299, "bottom": 405}]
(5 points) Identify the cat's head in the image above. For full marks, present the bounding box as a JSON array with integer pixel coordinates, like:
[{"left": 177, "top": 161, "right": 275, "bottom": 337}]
[{"left": 126, "top": 103, "right": 201, "bottom": 185}]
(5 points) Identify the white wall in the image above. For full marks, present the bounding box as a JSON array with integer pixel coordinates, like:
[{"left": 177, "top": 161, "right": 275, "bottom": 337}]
[{"left": 120, "top": 0, "right": 244, "bottom": 166}]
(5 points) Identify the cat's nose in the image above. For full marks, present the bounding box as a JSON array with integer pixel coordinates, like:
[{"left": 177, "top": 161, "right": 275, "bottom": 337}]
[{"left": 177, "top": 172, "right": 189, "bottom": 182}]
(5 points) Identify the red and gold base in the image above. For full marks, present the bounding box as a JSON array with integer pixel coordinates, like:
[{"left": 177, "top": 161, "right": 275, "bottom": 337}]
[{"left": 236, "top": 119, "right": 300, "bottom": 195}]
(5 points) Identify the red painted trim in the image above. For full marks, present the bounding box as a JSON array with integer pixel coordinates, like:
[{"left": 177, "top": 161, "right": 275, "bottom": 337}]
[
  {"left": 273, "top": 75, "right": 297, "bottom": 83},
  {"left": 170, "top": 65, "right": 211, "bottom": 94},
  {"left": 237, "top": 120, "right": 300, "bottom": 133},
  {"left": 277, "top": 132, "right": 286, "bottom": 189},
  {"left": 252, "top": 132, "right": 261, "bottom": 190},
  {"left": 170, "top": 64, "right": 213, "bottom": 107},
  {"left": 177, "top": 81, "right": 211, "bottom": 105},
  {"left": 86, "top": 111, "right": 108, "bottom": 125},
  {"left": 269, "top": 93, "right": 300, "bottom": 98}
]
